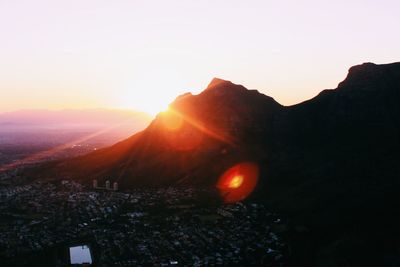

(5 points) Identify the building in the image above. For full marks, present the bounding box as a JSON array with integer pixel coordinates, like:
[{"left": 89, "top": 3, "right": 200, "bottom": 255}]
[
  {"left": 93, "top": 179, "right": 98, "bottom": 189},
  {"left": 113, "top": 182, "right": 118, "bottom": 191},
  {"left": 69, "top": 245, "right": 93, "bottom": 266},
  {"left": 105, "top": 180, "right": 111, "bottom": 190}
]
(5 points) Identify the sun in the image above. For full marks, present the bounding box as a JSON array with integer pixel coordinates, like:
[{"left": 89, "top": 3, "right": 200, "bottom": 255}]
[
  {"left": 133, "top": 96, "right": 172, "bottom": 117},
  {"left": 115, "top": 68, "right": 192, "bottom": 117},
  {"left": 142, "top": 103, "right": 170, "bottom": 117},
  {"left": 117, "top": 94, "right": 171, "bottom": 117}
]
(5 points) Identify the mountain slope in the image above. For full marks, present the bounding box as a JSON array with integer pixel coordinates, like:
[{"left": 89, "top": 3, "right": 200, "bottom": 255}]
[
  {"left": 32, "top": 62, "right": 400, "bottom": 265},
  {"left": 36, "top": 78, "right": 283, "bottom": 186},
  {"left": 264, "top": 62, "right": 400, "bottom": 266},
  {"left": 38, "top": 63, "right": 400, "bottom": 189}
]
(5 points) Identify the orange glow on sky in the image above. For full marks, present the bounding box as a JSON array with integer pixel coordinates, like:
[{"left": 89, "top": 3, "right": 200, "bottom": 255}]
[
  {"left": 217, "top": 162, "right": 260, "bottom": 203},
  {"left": 0, "top": 1, "right": 399, "bottom": 115}
]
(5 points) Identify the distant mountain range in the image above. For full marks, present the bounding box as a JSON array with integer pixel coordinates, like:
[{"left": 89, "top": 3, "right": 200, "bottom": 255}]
[
  {"left": 0, "top": 109, "right": 152, "bottom": 172},
  {"left": 0, "top": 108, "right": 151, "bottom": 130},
  {"left": 0, "top": 108, "right": 151, "bottom": 147},
  {"left": 33, "top": 62, "right": 400, "bottom": 265}
]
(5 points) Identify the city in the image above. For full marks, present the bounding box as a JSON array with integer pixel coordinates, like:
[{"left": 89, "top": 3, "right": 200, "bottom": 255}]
[{"left": 0, "top": 180, "right": 287, "bottom": 266}]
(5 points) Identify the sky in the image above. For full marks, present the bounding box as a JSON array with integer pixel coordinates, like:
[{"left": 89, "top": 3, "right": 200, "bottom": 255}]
[{"left": 0, "top": 0, "right": 399, "bottom": 115}]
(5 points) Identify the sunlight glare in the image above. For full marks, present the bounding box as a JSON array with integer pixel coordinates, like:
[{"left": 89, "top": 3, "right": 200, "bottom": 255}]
[
  {"left": 116, "top": 65, "right": 193, "bottom": 117},
  {"left": 161, "top": 109, "right": 183, "bottom": 131},
  {"left": 228, "top": 174, "right": 244, "bottom": 189}
]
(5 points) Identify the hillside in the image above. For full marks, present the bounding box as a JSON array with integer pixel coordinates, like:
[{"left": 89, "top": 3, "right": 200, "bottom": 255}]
[{"left": 33, "top": 62, "right": 400, "bottom": 265}]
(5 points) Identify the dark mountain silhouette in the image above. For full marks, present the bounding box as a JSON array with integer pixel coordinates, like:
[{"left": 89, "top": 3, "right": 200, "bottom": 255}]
[
  {"left": 35, "top": 77, "right": 283, "bottom": 186},
  {"left": 33, "top": 62, "right": 400, "bottom": 266}
]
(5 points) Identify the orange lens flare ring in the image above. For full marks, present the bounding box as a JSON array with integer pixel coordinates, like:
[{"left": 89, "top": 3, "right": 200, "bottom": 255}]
[{"left": 217, "top": 162, "right": 260, "bottom": 203}]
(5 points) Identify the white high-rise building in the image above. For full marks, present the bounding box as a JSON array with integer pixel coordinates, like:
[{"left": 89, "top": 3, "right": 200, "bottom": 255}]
[
  {"left": 93, "top": 179, "right": 98, "bottom": 188},
  {"left": 105, "top": 180, "right": 111, "bottom": 190}
]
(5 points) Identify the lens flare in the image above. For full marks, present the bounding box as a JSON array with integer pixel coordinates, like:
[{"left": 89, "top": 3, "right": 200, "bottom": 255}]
[
  {"left": 159, "top": 107, "right": 237, "bottom": 151},
  {"left": 228, "top": 175, "right": 244, "bottom": 188},
  {"left": 161, "top": 110, "right": 183, "bottom": 131},
  {"left": 217, "top": 162, "right": 260, "bottom": 203}
]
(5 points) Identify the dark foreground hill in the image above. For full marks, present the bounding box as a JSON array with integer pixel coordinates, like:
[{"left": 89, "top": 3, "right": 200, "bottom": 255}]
[{"left": 33, "top": 62, "right": 400, "bottom": 266}]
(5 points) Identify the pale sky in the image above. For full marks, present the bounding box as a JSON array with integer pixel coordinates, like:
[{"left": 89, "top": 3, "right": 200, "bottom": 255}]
[{"left": 0, "top": 0, "right": 399, "bottom": 115}]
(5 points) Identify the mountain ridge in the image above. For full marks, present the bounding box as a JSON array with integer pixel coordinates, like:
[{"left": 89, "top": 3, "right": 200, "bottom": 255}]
[
  {"left": 33, "top": 62, "right": 400, "bottom": 187},
  {"left": 28, "top": 61, "right": 400, "bottom": 265}
]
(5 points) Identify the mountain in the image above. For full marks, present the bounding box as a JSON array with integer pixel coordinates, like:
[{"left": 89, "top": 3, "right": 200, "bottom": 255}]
[
  {"left": 33, "top": 62, "right": 400, "bottom": 265},
  {"left": 35, "top": 78, "right": 283, "bottom": 186}
]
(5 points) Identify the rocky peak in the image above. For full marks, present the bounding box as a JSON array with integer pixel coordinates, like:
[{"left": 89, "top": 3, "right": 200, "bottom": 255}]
[
  {"left": 338, "top": 62, "right": 400, "bottom": 90},
  {"left": 206, "top": 78, "right": 233, "bottom": 90}
]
